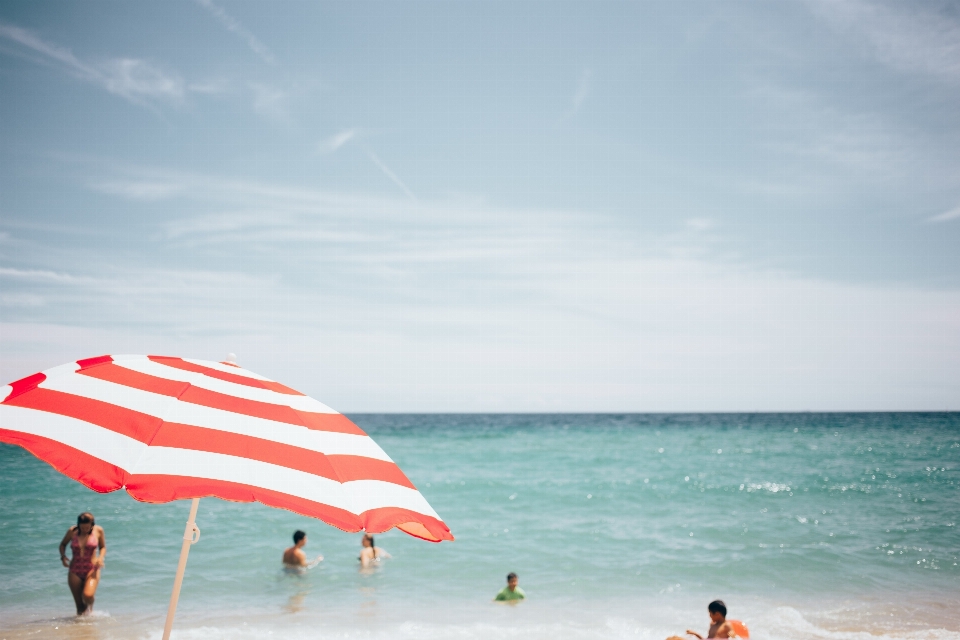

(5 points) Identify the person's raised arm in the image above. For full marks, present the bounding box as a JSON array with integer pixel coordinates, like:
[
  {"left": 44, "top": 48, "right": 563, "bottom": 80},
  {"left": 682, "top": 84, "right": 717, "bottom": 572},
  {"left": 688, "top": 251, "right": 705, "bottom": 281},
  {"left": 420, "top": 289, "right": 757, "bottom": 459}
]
[
  {"left": 686, "top": 631, "right": 704, "bottom": 640},
  {"left": 59, "top": 527, "right": 74, "bottom": 568}
]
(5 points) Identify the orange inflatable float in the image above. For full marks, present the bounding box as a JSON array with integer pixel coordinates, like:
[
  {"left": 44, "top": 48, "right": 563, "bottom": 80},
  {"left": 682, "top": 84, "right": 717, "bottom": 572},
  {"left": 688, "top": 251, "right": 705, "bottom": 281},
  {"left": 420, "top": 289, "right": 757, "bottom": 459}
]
[
  {"left": 673, "top": 619, "right": 749, "bottom": 639},
  {"left": 729, "top": 619, "right": 750, "bottom": 638}
]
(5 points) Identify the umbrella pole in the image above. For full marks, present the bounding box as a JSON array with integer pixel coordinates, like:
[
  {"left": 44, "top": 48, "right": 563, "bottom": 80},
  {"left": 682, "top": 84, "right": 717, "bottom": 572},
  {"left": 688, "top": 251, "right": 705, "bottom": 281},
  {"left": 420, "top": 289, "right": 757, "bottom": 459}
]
[{"left": 162, "top": 498, "right": 202, "bottom": 640}]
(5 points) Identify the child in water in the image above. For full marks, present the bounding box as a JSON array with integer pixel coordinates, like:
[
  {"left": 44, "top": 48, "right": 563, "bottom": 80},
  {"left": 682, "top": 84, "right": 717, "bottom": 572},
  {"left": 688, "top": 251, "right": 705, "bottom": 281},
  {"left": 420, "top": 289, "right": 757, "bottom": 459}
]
[
  {"left": 687, "top": 600, "right": 737, "bottom": 639},
  {"left": 493, "top": 572, "right": 525, "bottom": 602}
]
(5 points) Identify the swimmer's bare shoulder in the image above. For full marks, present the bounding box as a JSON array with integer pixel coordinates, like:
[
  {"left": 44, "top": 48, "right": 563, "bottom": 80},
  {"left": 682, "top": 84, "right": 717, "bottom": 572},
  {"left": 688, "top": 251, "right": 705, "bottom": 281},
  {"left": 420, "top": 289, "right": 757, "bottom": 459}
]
[{"left": 282, "top": 546, "right": 305, "bottom": 566}]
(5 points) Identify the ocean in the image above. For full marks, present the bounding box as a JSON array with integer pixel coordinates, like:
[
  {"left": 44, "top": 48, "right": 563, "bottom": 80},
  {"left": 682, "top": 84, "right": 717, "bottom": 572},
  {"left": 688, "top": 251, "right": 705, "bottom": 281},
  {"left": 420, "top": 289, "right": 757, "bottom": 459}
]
[{"left": 1, "top": 413, "right": 958, "bottom": 640}]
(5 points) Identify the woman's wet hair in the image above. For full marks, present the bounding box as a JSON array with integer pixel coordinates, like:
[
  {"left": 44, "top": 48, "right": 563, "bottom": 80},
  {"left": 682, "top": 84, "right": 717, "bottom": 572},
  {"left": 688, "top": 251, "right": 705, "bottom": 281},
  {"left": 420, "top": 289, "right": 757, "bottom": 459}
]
[
  {"left": 708, "top": 600, "right": 727, "bottom": 617},
  {"left": 77, "top": 512, "right": 95, "bottom": 528},
  {"left": 363, "top": 533, "right": 377, "bottom": 558}
]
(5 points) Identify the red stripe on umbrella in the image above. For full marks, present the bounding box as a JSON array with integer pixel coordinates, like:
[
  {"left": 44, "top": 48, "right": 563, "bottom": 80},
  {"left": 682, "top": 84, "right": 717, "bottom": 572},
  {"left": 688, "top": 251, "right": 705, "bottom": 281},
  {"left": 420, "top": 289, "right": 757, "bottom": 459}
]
[
  {"left": 78, "top": 361, "right": 366, "bottom": 434},
  {"left": 0, "top": 355, "right": 452, "bottom": 639},
  {"left": 6, "top": 389, "right": 417, "bottom": 487},
  {"left": 149, "top": 356, "right": 305, "bottom": 395}
]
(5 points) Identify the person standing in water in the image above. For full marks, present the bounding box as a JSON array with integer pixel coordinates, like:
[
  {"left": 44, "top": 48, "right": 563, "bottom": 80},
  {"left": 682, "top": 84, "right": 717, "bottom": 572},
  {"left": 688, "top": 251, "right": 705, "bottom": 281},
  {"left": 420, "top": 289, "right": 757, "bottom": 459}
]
[
  {"left": 282, "top": 530, "right": 323, "bottom": 570},
  {"left": 494, "top": 572, "right": 526, "bottom": 602},
  {"left": 359, "top": 533, "right": 391, "bottom": 568},
  {"left": 58, "top": 512, "right": 105, "bottom": 616}
]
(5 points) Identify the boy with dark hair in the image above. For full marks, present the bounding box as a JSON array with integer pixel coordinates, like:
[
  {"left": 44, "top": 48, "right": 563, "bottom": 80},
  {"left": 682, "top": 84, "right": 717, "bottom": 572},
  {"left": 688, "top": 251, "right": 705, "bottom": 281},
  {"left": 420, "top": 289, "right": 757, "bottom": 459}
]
[
  {"left": 687, "top": 600, "right": 735, "bottom": 639},
  {"left": 493, "top": 572, "right": 525, "bottom": 602},
  {"left": 282, "top": 530, "right": 323, "bottom": 569}
]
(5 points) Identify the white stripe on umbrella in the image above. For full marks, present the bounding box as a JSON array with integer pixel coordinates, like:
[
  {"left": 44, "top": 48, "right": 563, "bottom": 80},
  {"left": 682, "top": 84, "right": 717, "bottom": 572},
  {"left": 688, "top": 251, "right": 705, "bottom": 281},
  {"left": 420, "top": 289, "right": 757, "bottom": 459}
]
[
  {"left": 43, "top": 364, "right": 337, "bottom": 423},
  {"left": 181, "top": 357, "right": 276, "bottom": 380},
  {"left": 36, "top": 375, "right": 393, "bottom": 460},
  {"left": 115, "top": 358, "right": 337, "bottom": 412},
  {"left": 1, "top": 403, "right": 147, "bottom": 470},
  {"left": 137, "top": 448, "right": 441, "bottom": 516}
]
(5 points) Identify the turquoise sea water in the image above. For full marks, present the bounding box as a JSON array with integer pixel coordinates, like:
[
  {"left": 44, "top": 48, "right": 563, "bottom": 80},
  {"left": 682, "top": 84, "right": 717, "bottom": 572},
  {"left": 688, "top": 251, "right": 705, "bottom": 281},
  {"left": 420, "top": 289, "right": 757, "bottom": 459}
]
[{"left": 1, "top": 413, "right": 958, "bottom": 640}]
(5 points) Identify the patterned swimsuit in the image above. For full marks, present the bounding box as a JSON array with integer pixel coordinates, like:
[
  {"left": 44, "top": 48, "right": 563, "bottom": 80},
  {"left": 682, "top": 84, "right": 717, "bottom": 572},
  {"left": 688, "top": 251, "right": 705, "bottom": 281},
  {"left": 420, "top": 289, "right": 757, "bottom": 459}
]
[{"left": 69, "top": 531, "right": 99, "bottom": 578}]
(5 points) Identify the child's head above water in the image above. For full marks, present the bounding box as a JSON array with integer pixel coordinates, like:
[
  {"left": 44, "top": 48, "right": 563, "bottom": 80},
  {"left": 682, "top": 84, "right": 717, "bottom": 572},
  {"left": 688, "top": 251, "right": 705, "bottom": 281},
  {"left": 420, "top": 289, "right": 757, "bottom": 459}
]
[{"left": 708, "top": 600, "right": 727, "bottom": 622}]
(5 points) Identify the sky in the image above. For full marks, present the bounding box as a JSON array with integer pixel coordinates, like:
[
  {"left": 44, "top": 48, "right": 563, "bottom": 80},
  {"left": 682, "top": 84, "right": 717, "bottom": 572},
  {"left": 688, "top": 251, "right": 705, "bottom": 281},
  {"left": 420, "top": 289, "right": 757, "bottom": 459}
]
[{"left": 0, "top": 0, "right": 958, "bottom": 411}]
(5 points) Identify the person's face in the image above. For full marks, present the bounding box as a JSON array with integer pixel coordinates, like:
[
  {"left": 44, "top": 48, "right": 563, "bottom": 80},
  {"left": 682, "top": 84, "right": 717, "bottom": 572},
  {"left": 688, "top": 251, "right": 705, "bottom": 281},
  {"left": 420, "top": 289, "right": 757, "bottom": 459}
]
[
  {"left": 507, "top": 577, "right": 518, "bottom": 590},
  {"left": 299, "top": 536, "right": 307, "bottom": 547},
  {"left": 709, "top": 611, "right": 724, "bottom": 624},
  {"left": 78, "top": 520, "right": 93, "bottom": 534},
  {"left": 362, "top": 536, "right": 372, "bottom": 548}
]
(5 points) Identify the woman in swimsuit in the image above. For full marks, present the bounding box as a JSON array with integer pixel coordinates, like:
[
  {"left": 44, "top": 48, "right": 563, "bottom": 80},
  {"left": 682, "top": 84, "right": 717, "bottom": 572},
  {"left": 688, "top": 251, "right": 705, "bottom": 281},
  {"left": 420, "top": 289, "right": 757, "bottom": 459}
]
[
  {"left": 358, "top": 533, "right": 391, "bottom": 569},
  {"left": 58, "top": 512, "right": 106, "bottom": 615}
]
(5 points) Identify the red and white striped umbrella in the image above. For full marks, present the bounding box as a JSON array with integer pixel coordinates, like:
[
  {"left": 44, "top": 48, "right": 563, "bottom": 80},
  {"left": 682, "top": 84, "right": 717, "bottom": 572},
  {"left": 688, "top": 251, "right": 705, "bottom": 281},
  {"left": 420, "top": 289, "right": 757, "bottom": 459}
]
[
  {"left": 0, "top": 354, "right": 451, "bottom": 636},
  {"left": 0, "top": 354, "right": 450, "bottom": 540}
]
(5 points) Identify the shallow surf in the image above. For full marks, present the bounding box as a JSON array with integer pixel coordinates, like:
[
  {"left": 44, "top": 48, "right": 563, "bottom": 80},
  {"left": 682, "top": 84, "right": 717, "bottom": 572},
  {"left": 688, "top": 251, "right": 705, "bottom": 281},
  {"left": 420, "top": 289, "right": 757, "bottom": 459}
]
[{"left": 2, "top": 413, "right": 958, "bottom": 639}]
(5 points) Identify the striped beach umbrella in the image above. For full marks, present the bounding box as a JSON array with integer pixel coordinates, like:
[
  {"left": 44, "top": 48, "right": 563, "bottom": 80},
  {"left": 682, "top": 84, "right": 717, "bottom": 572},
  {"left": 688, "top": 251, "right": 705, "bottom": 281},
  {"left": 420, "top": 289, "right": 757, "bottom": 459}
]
[{"left": 0, "top": 354, "right": 452, "bottom": 638}]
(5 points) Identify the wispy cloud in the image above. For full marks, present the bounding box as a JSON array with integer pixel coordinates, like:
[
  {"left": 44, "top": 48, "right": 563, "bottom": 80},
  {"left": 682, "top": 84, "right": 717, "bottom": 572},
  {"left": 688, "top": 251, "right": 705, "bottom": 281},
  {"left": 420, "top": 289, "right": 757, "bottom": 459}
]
[
  {"left": 100, "top": 59, "right": 184, "bottom": 101},
  {"left": 559, "top": 68, "right": 593, "bottom": 121},
  {"left": 809, "top": 0, "right": 960, "bottom": 84},
  {"left": 8, "top": 155, "right": 960, "bottom": 410},
  {"left": 319, "top": 129, "right": 357, "bottom": 153},
  {"left": 0, "top": 21, "right": 185, "bottom": 107},
  {"left": 249, "top": 82, "right": 289, "bottom": 124},
  {"left": 163, "top": 211, "right": 384, "bottom": 245},
  {"left": 90, "top": 180, "right": 185, "bottom": 201},
  {"left": 368, "top": 152, "right": 417, "bottom": 200},
  {"left": 928, "top": 205, "right": 960, "bottom": 223},
  {"left": 744, "top": 83, "right": 912, "bottom": 176},
  {"left": 5, "top": 182, "right": 959, "bottom": 411},
  {"left": 3, "top": 263, "right": 276, "bottom": 312},
  {"left": 0, "top": 267, "right": 87, "bottom": 284},
  {"left": 187, "top": 77, "right": 232, "bottom": 95},
  {"left": 80, "top": 163, "right": 363, "bottom": 209},
  {"left": 685, "top": 218, "right": 715, "bottom": 231},
  {"left": 572, "top": 68, "right": 593, "bottom": 113},
  {"left": 194, "top": 0, "right": 277, "bottom": 66},
  {"left": 163, "top": 212, "right": 274, "bottom": 239},
  {"left": 75, "top": 160, "right": 589, "bottom": 257},
  {"left": 0, "top": 22, "right": 92, "bottom": 76},
  {"left": 0, "top": 293, "right": 44, "bottom": 307}
]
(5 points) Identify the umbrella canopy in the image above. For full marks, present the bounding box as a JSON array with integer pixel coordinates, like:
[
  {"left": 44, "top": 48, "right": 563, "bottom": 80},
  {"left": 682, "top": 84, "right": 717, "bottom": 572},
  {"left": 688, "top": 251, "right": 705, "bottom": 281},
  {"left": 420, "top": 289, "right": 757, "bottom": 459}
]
[{"left": 0, "top": 354, "right": 452, "bottom": 542}]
